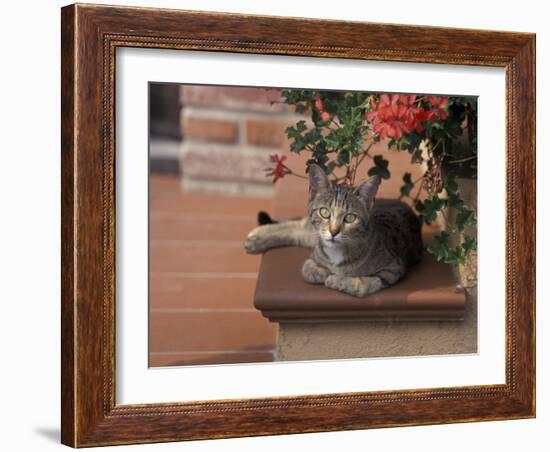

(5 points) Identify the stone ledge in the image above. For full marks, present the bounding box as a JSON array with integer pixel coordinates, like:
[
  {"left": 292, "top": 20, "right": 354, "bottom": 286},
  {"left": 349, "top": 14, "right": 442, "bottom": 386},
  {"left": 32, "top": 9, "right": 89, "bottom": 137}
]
[{"left": 254, "top": 247, "right": 466, "bottom": 322}]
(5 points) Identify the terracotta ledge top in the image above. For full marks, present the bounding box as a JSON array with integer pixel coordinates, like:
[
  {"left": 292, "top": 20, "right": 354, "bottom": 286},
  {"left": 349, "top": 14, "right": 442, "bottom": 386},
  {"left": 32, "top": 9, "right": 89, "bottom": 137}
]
[{"left": 254, "top": 247, "right": 466, "bottom": 322}]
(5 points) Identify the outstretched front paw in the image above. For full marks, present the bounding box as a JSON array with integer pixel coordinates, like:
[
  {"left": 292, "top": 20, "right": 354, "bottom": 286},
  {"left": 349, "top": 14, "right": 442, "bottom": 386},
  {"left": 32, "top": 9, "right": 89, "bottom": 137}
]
[{"left": 243, "top": 227, "right": 267, "bottom": 254}]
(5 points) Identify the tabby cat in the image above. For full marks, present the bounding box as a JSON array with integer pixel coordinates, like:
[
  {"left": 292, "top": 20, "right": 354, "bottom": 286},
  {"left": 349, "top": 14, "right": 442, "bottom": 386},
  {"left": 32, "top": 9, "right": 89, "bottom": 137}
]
[{"left": 244, "top": 164, "right": 422, "bottom": 297}]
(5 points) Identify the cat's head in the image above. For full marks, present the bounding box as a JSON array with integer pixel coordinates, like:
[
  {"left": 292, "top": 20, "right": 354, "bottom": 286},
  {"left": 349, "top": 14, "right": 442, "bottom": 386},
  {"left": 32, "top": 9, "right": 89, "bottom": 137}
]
[{"left": 308, "top": 164, "right": 380, "bottom": 246}]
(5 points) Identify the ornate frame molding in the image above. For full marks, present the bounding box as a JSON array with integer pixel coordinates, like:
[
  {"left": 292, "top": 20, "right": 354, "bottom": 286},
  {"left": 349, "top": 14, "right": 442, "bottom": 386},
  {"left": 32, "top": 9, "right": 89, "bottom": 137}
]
[{"left": 61, "top": 4, "right": 535, "bottom": 446}]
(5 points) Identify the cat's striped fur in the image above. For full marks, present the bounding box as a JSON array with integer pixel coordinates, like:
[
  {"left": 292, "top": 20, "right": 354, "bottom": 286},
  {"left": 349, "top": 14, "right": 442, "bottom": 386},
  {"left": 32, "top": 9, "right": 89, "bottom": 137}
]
[{"left": 244, "top": 164, "right": 422, "bottom": 297}]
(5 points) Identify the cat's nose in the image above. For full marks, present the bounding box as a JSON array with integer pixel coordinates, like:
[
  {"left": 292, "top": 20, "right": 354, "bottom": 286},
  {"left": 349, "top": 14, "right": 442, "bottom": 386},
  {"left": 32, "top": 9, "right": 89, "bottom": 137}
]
[{"left": 329, "top": 224, "right": 341, "bottom": 237}]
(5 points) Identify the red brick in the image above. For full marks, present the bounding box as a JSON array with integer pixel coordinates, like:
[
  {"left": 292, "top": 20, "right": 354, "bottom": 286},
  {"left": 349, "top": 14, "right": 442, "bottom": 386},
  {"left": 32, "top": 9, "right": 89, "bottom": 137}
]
[
  {"left": 183, "top": 115, "right": 238, "bottom": 143},
  {"left": 246, "top": 119, "right": 289, "bottom": 147},
  {"left": 181, "top": 146, "right": 272, "bottom": 184},
  {"left": 181, "top": 86, "right": 287, "bottom": 112}
]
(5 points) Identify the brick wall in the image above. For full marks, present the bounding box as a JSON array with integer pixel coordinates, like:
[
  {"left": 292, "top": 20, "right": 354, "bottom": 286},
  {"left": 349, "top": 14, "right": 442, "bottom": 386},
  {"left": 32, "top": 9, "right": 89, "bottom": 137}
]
[{"left": 179, "top": 85, "right": 304, "bottom": 197}]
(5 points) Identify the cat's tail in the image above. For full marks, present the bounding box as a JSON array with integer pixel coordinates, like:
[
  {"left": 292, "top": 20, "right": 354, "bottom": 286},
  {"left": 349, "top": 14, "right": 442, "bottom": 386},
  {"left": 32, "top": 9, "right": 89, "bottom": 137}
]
[{"left": 257, "top": 211, "right": 277, "bottom": 225}]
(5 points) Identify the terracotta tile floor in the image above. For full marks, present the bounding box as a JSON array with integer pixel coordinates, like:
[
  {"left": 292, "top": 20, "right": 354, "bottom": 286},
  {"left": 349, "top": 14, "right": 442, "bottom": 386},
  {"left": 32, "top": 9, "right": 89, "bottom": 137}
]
[{"left": 149, "top": 176, "right": 276, "bottom": 367}]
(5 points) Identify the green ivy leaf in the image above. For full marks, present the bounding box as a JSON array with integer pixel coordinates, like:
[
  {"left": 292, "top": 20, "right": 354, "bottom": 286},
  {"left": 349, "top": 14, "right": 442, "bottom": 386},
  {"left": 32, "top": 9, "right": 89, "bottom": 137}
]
[
  {"left": 444, "top": 176, "right": 458, "bottom": 194},
  {"left": 337, "top": 150, "right": 350, "bottom": 165},
  {"left": 303, "top": 127, "right": 322, "bottom": 144},
  {"left": 446, "top": 245, "right": 466, "bottom": 265},
  {"left": 447, "top": 192, "right": 464, "bottom": 209},
  {"left": 286, "top": 121, "right": 308, "bottom": 153},
  {"left": 324, "top": 132, "right": 340, "bottom": 149},
  {"left": 368, "top": 155, "right": 390, "bottom": 180},
  {"left": 290, "top": 139, "right": 305, "bottom": 152},
  {"left": 288, "top": 120, "right": 306, "bottom": 135},
  {"left": 427, "top": 231, "right": 451, "bottom": 262},
  {"left": 462, "top": 235, "right": 477, "bottom": 254},
  {"left": 400, "top": 172, "right": 414, "bottom": 197},
  {"left": 419, "top": 196, "right": 446, "bottom": 224},
  {"left": 456, "top": 208, "right": 476, "bottom": 231}
]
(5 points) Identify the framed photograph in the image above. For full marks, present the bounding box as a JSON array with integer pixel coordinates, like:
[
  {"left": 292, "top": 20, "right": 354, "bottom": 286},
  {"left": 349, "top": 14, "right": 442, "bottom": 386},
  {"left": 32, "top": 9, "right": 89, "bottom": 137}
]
[{"left": 61, "top": 3, "right": 535, "bottom": 447}]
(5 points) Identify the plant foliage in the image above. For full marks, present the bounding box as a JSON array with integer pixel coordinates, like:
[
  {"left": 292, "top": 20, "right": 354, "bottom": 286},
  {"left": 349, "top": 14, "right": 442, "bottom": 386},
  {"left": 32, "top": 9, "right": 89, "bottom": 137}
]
[{"left": 269, "top": 89, "right": 478, "bottom": 265}]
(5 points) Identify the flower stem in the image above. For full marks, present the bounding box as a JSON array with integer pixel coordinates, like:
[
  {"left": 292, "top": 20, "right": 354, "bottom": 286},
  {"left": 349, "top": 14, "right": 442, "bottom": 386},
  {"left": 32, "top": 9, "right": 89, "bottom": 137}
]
[
  {"left": 446, "top": 155, "right": 477, "bottom": 164},
  {"left": 413, "top": 178, "right": 426, "bottom": 203},
  {"left": 286, "top": 168, "right": 308, "bottom": 180}
]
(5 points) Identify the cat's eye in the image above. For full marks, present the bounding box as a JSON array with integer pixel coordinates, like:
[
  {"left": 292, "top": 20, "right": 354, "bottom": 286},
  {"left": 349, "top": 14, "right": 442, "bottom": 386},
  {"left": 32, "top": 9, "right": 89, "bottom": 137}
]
[
  {"left": 319, "top": 207, "right": 331, "bottom": 219},
  {"left": 344, "top": 213, "right": 357, "bottom": 223}
]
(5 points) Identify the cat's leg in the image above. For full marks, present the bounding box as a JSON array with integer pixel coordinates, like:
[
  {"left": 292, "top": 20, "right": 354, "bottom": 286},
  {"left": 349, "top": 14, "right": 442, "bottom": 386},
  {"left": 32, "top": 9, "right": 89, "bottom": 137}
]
[
  {"left": 302, "top": 258, "right": 330, "bottom": 284},
  {"left": 244, "top": 218, "right": 314, "bottom": 254},
  {"left": 324, "top": 266, "right": 404, "bottom": 298},
  {"left": 324, "top": 275, "right": 384, "bottom": 297}
]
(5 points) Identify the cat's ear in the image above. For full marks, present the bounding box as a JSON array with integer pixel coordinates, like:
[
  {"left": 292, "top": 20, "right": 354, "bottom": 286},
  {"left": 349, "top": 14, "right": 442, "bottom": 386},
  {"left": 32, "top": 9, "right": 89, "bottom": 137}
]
[
  {"left": 308, "top": 164, "right": 330, "bottom": 201},
  {"left": 355, "top": 175, "right": 380, "bottom": 208}
]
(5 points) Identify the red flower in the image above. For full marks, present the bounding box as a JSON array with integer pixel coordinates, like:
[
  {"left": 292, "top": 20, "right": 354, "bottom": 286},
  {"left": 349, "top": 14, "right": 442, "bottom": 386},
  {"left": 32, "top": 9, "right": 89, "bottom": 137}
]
[
  {"left": 411, "top": 107, "right": 430, "bottom": 132},
  {"left": 314, "top": 98, "right": 331, "bottom": 122},
  {"left": 426, "top": 96, "right": 448, "bottom": 120},
  {"left": 314, "top": 98, "right": 324, "bottom": 111},
  {"left": 366, "top": 94, "right": 418, "bottom": 139},
  {"left": 366, "top": 94, "right": 447, "bottom": 139},
  {"left": 266, "top": 154, "right": 290, "bottom": 183},
  {"left": 401, "top": 94, "right": 417, "bottom": 106}
]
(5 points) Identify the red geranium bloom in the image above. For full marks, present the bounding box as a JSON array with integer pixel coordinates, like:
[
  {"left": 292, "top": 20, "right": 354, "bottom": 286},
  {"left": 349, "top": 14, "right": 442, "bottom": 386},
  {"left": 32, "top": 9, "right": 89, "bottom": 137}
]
[
  {"left": 314, "top": 98, "right": 324, "bottom": 111},
  {"left": 314, "top": 98, "right": 331, "bottom": 122},
  {"left": 411, "top": 107, "right": 430, "bottom": 132},
  {"left": 401, "top": 94, "right": 417, "bottom": 105},
  {"left": 320, "top": 111, "right": 331, "bottom": 121},
  {"left": 426, "top": 95, "right": 448, "bottom": 120},
  {"left": 267, "top": 154, "right": 290, "bottom": 183},
  {"left": 366, "top": 93, "right": 448, "bottom": 139},
  {"left": 366, "top": 94, "right": 418, "bottom": 139}
]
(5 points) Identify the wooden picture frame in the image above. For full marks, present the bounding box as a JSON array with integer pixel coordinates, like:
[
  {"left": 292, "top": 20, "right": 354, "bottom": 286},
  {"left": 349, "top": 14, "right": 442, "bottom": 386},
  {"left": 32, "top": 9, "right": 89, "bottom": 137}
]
[{"left": 61, "top": 3, "right": 535, "bottom": 447}]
